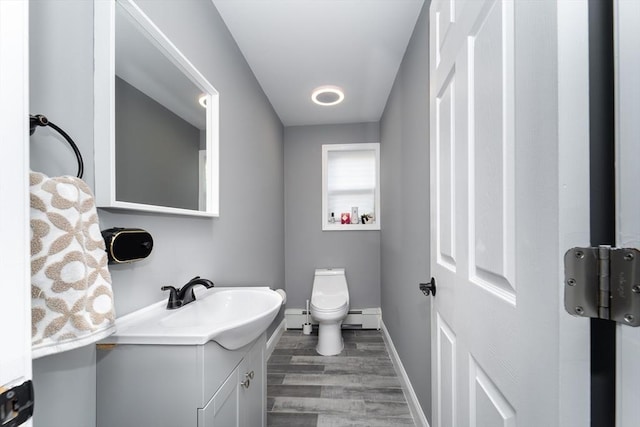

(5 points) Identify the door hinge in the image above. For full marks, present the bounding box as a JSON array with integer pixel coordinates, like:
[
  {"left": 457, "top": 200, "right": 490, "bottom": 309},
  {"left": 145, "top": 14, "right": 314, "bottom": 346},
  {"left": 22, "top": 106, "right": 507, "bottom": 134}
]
[{"left": 564, "top": 246, "right": 640, "bottom": 326}]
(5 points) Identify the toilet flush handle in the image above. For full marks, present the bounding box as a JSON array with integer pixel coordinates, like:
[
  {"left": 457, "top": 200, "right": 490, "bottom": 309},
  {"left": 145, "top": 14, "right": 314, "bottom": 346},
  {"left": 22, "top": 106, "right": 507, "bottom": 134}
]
[{"left": 419, "top": 278, "right": 436, "bottom": 297}]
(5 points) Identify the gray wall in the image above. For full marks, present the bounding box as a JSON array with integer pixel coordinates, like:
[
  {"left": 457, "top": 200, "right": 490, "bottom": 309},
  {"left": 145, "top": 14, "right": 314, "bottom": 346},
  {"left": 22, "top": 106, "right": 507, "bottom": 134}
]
[
  {"left": 284, "top": 123, "right": 380, "bottom": 310},
  {"left": 30, "top": 2, "right": 97, "bottom": 426},
  {"left": 115, "top": 77, "right": 200, "bottom": 210},
  {"left": 379, "top": 2, "right": 432, "bottom": 423},
  {"left": 29, "top": 1, "right": 284, "bottom": 426}
]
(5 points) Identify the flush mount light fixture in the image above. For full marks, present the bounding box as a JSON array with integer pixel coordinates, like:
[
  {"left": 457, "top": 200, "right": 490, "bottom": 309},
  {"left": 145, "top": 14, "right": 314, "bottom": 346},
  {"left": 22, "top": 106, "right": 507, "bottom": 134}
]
[
  {"left": 311, "top": 85, "right": 345, "bottom": 106},
  {"left": 198, "top": 94, "right": 207, "bottom": 108}
]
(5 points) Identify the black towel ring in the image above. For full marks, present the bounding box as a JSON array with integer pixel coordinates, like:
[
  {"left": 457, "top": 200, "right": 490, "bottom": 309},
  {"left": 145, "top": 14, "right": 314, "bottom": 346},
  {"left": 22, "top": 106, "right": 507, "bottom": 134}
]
[{"left": 29, "top": 114, "right": 84, "bottom": 179}]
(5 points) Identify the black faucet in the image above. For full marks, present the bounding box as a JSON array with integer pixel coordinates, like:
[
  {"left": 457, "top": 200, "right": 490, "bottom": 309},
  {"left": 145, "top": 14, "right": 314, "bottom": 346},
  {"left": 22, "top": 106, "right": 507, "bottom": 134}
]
[{"left": 161, "top": 276, "right": 215, "bottom": 309}]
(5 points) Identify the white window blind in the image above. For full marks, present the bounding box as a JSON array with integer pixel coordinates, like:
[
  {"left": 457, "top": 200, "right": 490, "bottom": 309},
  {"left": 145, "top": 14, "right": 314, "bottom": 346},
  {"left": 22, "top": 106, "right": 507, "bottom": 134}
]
[{"left": 326, "top": 149, "right": 376, "bottom": 218}]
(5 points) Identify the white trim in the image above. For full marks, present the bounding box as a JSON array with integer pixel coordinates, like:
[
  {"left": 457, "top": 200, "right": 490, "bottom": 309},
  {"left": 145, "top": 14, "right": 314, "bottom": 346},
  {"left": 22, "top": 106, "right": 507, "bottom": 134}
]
[
  {"left": 0, "top": 0, "right": 32, "bottom": 399},
  {"left": 381, "top": 320, "right": 429, "bottom": 427},
  {"left": 266, "top": 318, "right": 286, "bottom": 360}
]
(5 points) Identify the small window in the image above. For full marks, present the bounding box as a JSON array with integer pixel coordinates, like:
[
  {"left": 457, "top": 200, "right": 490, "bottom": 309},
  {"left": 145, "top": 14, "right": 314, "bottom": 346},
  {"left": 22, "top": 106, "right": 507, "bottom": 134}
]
[{"left": 322, "top": 143, "right": 380, "bottom": 231}]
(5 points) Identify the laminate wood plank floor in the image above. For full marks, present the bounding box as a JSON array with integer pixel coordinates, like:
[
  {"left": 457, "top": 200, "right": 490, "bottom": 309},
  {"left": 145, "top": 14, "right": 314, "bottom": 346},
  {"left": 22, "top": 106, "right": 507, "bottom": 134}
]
[{"left": 267, "top": 329, "right": 416, "bottom": 427}]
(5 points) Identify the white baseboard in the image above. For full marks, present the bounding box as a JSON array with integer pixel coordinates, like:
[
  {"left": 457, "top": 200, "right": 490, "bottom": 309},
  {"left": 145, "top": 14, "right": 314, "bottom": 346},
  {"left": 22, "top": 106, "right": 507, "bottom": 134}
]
[
  {"left": 284, "top": 307, "right": 381, "bottom": 329},
  {"left": 381, "top": 320, "right": 430, "bottom": 427},
  {"left": 266, "top": 318, "right": 286, "bottom": 359}
]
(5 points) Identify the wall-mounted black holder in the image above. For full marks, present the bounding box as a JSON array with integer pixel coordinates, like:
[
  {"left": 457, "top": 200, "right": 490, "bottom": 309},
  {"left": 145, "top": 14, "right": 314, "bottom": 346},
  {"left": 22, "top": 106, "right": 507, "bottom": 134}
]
[
  {"left": 0, "top": 380, "right": 34, "bottom": 426},
  {"left": 102, "top": 228, "right": 153, "bottom": 264},
  {"left": 29, "top": 114, "right": 84, "bottom": 179}
]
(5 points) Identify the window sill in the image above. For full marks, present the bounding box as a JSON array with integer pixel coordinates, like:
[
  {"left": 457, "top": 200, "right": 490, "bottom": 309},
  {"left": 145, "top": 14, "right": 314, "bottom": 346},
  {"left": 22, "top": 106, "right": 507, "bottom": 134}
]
[{"left": 322, "top": 223, "right": 380, "bottom": 231}]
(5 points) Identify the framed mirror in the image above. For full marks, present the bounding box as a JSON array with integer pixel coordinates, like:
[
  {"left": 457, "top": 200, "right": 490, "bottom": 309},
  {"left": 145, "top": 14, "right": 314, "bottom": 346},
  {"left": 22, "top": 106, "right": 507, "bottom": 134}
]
[{"left": 94, "top": 0, "right": 219, "bottom": 217}]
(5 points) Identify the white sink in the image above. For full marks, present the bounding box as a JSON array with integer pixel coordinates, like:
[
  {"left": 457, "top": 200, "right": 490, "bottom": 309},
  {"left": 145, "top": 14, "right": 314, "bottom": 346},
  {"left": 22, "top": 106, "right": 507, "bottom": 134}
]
[{"left": 101, "top": 287, "right": 283, "bottom": 349}]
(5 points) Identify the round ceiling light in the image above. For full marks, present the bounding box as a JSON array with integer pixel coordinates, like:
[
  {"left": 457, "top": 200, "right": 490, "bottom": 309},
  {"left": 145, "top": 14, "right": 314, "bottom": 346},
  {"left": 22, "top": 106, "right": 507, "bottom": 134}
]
[
  {"left": 198, "top": 94, "right": 207, "bottom": 108},
  {"left": 311, "top": 85, "right": 344, "bottom": 106}
]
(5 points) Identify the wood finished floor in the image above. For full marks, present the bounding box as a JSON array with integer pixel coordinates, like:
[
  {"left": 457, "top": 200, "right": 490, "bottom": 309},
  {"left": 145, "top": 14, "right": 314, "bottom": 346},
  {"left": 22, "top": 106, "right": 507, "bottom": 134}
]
[{"left": 267, "top": 329, "right": 416, "bottom": 427}]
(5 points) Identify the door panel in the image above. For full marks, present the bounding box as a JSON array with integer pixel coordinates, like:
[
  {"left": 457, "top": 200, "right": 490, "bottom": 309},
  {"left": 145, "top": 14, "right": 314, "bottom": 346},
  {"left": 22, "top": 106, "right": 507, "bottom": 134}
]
[
  {"left": 434, "top": 0, "right": 455, "bottom": 68},
  {"left": 430, "top": 1, "right": 591, "bottom": 426},
  {"left": 436, "top": 313, "right": 456, "bottom": 427},
  {"left": 469, "top": 357, "right": 515, "bottom": 427},
  {"left": 436, "top": 71, "right": 457, "bottom": 271},
  {"left": 435, "top": 0, "right": 454, "bottom": 55},
  {"left": 468, "top": 0, "right": 515, "bottom": 303}
]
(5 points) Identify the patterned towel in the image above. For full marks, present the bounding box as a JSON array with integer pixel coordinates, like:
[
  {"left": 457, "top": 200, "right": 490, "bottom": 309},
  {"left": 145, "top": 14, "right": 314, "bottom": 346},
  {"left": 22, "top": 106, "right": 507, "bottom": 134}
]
[{"left": 30, "top": 171, "right": 116, "bottom": 359}]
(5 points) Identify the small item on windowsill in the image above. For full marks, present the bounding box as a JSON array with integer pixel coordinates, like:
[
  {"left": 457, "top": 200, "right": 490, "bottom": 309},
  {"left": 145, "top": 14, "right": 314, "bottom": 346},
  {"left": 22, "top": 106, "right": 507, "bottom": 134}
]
[
  {"left": 330, "top": 212, "right": 336, "bottom": 223},
  {"left": 351, "top": 207, "right": 359, "bottom": 224},
  {"left": 360, "top": 213, "right": 373, "bottom": 224},
  {"left": 341, "top": 212, "right": 351, "bottom": 224}
]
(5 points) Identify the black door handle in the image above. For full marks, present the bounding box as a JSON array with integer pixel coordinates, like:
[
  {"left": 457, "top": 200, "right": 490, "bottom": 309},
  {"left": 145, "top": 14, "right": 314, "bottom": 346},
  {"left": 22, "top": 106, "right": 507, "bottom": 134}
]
[{"left": 419, "top": 278, "right": 436, "bottom": 297}]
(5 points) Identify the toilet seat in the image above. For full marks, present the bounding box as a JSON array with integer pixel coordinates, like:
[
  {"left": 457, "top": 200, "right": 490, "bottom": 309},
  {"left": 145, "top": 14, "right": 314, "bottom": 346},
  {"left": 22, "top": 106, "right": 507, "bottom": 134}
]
[{"left": 310, "top": 294, "right": 348, "bottom": 312}]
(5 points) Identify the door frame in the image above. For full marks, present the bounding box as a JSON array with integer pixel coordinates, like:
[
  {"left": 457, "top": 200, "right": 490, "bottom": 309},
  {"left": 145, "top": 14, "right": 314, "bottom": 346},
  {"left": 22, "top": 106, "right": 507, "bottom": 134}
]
[
  {"left": 613, "top": 1, "right": 640, "bottom": 426},
  {"left": 587, "top": 1, "right": 617, "bottom": 426},
  {"left": 0, "top": 0, "right": 33, "bottom": 415}
]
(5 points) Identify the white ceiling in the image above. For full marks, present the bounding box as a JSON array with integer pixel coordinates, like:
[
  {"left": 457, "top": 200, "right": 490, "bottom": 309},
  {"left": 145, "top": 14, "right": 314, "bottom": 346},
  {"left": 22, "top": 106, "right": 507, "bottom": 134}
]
[{"left": 212, "top": 0, "right": 425, "bottom": 127}]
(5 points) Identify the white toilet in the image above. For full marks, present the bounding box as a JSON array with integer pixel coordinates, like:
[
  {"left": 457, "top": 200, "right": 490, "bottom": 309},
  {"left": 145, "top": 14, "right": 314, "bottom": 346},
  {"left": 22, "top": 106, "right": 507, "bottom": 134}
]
[{"left": 310, "top": 268, "right": 349, "bottom": 356}]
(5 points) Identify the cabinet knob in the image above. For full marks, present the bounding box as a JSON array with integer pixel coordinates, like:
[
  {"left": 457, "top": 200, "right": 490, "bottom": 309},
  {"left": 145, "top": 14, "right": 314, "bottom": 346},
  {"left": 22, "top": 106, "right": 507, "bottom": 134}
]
[
  {"left": 246, "top": 370, "right": 255, "bottom": 380},
  {"left": 241, "top": 378, "right": 251, "bottom": 389}
]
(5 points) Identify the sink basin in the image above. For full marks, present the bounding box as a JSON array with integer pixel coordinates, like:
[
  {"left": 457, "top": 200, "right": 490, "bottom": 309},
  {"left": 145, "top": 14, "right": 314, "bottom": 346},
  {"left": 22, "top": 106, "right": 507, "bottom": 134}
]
[{"left": 101, "top": 287, "right": 283, "bottom": 349}]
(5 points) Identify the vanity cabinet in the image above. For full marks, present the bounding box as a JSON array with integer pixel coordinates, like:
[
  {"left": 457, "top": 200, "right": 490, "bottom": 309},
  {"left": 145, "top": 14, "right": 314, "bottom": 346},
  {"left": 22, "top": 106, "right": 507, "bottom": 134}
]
[
  {"left": 96, "top": 333, "right": 265, "bottom": 427},
  {"left": 197, "top": 335, "right": 265, "bottom": 426}
]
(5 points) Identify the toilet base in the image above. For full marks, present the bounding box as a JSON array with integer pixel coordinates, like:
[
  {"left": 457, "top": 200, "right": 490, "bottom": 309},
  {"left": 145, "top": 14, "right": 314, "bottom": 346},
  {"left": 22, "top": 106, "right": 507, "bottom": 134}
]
[{"left": 316, "top": 322, "right": 344, "bottom": 356}]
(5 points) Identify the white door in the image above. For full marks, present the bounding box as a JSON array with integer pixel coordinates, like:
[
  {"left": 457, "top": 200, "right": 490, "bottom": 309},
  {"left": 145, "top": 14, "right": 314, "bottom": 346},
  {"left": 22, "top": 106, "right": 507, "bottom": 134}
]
[
  {"left": 614, "top": 1, "right": 640, "bottom": 426},
  {"left": 0, "top": 0, "right": 33, "bottom": 426},
  {"left": 429, "top": 0, "right": 591, "bottom": 425}
]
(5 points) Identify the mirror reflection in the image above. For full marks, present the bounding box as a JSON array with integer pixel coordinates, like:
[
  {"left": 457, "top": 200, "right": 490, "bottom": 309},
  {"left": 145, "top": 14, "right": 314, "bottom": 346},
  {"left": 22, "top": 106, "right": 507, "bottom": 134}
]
[{"left": 114, "top": 3, "right": 207, "bottom": 211}]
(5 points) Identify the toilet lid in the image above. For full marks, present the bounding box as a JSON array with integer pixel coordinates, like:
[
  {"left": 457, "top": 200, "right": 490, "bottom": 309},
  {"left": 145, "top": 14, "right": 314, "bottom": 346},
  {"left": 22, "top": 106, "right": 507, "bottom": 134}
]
[{"left": 311, "top": 294, "right": 348, "bottom": 312}]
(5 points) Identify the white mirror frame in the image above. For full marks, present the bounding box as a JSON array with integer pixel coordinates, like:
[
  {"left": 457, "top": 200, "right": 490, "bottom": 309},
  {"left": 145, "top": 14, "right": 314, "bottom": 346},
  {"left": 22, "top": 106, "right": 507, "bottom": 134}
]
[{"left": 94, "top": 0, "right": 219, "bottom": 217}]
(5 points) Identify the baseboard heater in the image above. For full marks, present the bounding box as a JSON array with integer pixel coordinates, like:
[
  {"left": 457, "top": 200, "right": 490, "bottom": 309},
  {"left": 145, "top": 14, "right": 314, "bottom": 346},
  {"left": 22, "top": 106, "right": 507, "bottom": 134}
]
[{"left": 284, "top": 307, "right": 381, "bottom": 330}]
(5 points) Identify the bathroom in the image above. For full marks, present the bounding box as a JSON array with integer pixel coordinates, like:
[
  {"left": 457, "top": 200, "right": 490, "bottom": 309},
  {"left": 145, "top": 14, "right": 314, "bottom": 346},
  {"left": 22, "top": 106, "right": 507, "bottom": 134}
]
[
  {"left": 5, "top": 0, "right": 624, "bottom": 425},
  {"left": 23, "top": 0, "right": 431, "bottom": 426}
]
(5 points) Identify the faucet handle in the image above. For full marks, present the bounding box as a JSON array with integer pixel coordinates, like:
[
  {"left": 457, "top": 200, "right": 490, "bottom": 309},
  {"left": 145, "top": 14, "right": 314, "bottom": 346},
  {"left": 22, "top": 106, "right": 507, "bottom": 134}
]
[{"left": 161, "top": 285, "right": 181, "bottom": 309}]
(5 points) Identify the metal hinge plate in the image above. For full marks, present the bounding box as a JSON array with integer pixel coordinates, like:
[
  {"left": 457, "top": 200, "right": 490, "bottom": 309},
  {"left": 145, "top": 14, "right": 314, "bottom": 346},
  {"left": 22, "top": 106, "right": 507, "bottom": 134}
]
[{"left": 564, "top": 246, "right": 640, "bottom": 326}]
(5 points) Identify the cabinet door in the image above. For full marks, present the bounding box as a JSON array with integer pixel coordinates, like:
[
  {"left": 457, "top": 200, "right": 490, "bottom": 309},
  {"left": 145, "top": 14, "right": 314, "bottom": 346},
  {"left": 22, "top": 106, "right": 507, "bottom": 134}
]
[
  {"left": 238, "top": 339, "right": 265, "bottom": 427},
  {"left": 198, "top": 368, "right": 239, "bottom": 427}
]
